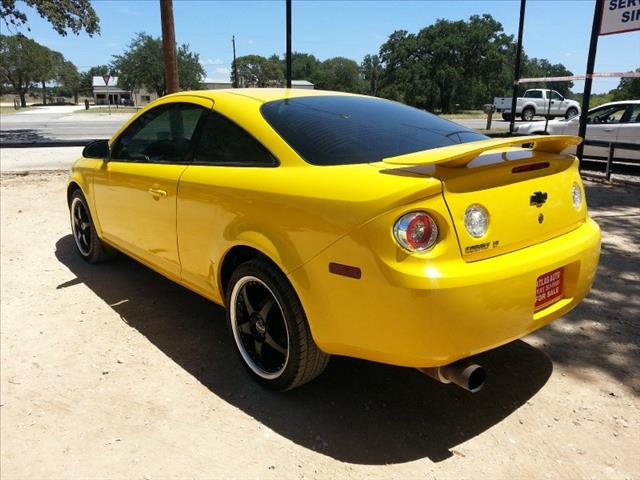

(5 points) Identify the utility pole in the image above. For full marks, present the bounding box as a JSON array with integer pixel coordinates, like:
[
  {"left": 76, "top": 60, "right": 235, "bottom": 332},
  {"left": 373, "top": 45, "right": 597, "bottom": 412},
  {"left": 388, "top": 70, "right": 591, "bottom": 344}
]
[
  {"left": 509, "top": 0, "right": 526, "bottom": 134},
  {"left": 232, "top": 35, "right": 238, "bottom": 88},
  {"left": 576, "top": 0, "right": 604, "bottom": 164},
  {"left": 286, "top": 0, "right": 292, "bottom": 88},
  {"left": 160, "top": 0, "right": 179, "bottom": 94}
]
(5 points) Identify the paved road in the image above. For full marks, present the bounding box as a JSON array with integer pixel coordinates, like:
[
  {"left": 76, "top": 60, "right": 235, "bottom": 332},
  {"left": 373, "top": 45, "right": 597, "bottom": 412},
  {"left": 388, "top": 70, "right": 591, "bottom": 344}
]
[
  {"left": 1, "top": 106, "right": 132, "bottom": 142},
  {"left": 1, "top": 105, "right": 512, "bottom": 143}
]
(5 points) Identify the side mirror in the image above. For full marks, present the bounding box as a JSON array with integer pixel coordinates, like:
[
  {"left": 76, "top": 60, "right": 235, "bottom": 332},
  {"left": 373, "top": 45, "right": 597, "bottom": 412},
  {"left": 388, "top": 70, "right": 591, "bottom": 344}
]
[{"left": 82, "top": 139, "right": 110, "bottom": 159}]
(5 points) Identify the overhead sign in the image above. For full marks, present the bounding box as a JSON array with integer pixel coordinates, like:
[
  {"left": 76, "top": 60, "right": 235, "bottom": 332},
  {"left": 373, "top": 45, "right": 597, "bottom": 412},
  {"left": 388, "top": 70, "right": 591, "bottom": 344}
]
[
  {"left": 102, "top": 74, "right": 111, "bottom": 86},
  {"left": 600, "top": 0, "right": 640, "bottom": 35}
]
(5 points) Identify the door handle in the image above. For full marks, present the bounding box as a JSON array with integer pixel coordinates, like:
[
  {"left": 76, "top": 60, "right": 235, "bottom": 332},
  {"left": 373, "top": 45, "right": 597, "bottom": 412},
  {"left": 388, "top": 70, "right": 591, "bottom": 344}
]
[{"left": 148, "top": 188, "right": 167, "bottom": 198}]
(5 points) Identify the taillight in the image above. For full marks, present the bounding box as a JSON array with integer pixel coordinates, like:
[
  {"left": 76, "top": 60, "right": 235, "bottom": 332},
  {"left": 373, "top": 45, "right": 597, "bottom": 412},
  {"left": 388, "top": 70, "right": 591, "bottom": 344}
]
[{"left": 394, "top": 212, "right": 438, "bottom": 252}]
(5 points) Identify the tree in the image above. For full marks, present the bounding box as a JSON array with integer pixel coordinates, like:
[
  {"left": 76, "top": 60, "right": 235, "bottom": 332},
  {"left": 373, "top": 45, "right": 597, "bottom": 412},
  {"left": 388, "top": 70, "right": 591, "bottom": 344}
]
[
  {"left": 57, "top": 59, "right": 81, "bottom": 103},
  {"left": 361, "top": 54, "right": 382, "bottom": 96},
  {"left": 521, "top": 57, "right": 574, "bottom": 97},
  {"left": 611, "top": 68, "right": 640, "bottom": 101},
  {"left": 112, "top": 33, "right": 205, "bottom": 97},
  {"left": 0, "top": 33, "right": 52, "bottom": 106},
  {"left": 313, "top": 57, "right": 360, "bottom": 92},
  {"left": 232, "top": 54, "right": 283, "bottom": 87},
  {"left": 0, "top": 0, "right": 100, "bottom": 36},
  {"left": 376, "top": 14, "right": 571, "bottom": 113}
]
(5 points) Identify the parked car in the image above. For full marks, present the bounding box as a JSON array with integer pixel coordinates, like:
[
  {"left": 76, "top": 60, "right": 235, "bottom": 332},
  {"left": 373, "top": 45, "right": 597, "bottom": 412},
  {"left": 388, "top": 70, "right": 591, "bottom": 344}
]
[
  {"left": 494, "top": 89, "right": 581, "bottom": 121},
  {"left": 514, "top": 100, "right": 640, "bottom": 160},
  {"left": 68, "top": 89, "right": 600, "bottom": 392}
]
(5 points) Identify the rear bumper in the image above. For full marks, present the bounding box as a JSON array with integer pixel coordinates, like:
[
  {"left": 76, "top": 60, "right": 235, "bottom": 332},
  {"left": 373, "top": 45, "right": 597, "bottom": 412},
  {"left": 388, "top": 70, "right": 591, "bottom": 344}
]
[{"left": 289, "top": 218, "right": 601, "bottom": 367}]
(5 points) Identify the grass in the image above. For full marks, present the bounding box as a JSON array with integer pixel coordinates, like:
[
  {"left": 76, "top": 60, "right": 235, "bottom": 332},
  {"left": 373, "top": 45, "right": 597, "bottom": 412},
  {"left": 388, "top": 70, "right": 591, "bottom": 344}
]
[
  {"left": 438, "top": 110, "right": 488, "bottom": 119},
  {"left": 0, "top": 106, "right": 33, "bottom": 115},
  {"left": 74, "top": 106, "right": 140, "bottom": 114}
]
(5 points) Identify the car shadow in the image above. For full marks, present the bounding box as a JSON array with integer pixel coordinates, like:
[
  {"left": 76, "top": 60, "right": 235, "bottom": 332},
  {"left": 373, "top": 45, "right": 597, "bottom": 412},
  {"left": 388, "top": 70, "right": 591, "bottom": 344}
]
[{"left": 55, "top": 234, "right": 552, "bottom": 464}]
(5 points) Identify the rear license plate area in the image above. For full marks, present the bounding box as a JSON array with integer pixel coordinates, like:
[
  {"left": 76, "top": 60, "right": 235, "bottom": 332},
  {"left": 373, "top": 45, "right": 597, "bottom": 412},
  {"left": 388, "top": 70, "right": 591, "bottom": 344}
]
[{"left": 535, "top": 267, "right": 564, "bottom": 310}]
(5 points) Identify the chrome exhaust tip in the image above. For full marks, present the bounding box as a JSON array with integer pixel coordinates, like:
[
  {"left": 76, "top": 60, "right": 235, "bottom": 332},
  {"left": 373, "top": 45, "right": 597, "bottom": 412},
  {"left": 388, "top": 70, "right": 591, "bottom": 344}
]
[{"left": 418, "top": 360, "right": 486, "bottom": 393}]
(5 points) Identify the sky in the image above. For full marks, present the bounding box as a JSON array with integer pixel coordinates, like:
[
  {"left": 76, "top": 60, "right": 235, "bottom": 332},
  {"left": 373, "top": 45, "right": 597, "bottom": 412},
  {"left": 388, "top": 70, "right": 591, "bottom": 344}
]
[{"left": 5, "top": 0, "right": 640, "bottom": 94}]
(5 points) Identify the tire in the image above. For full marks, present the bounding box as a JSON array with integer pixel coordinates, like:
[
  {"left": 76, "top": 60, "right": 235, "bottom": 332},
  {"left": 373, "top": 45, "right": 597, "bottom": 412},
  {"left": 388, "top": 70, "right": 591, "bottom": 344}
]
[
  {"left": 69, "top": 190, "right": 113, "bottom": 263},
  {"left": 226, "top": 258, "right": 329, "bottom": 391},
  {"left": 565, "top": 107, "right": 578, "bottom": 119},
  {"left": 521, "top": 107, "right": 535, "bottom": 122},
  {"left": 501, "top": 113, "right": 512, "bottom": 121}
]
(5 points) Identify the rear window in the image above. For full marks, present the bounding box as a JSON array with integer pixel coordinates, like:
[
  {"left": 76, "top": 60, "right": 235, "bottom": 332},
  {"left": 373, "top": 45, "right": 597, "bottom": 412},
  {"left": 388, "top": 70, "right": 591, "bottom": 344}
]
[
  {"left": 260, "top": 95, "right": 487, "bottom": 166},
  {"left": 524, "top": 90, "right": 543, "bottom": 99}
]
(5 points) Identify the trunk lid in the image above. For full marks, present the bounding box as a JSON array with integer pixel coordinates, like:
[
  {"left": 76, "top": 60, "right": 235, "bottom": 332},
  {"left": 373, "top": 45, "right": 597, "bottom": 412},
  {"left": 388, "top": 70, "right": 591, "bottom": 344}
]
[{"left": 382, "top": 136, "right": 586, "bottom": 261}]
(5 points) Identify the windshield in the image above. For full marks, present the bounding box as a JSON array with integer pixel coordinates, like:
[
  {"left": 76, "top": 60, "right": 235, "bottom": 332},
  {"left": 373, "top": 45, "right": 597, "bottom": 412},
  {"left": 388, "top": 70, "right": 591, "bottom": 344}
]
[{"left": 260, "top": 95, "right": 487, "bottom": 166}]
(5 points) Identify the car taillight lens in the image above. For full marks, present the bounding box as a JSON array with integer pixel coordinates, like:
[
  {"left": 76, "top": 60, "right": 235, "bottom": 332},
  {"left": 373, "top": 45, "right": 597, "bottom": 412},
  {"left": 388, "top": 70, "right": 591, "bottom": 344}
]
[{"left": 394, "top": 212, "right": 438, "bottom": 252}]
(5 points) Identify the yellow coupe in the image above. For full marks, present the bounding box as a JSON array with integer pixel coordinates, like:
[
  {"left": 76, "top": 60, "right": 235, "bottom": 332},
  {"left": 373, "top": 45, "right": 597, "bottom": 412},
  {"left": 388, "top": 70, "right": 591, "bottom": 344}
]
[{"left": 68, "top": 89, "right": 601, "bottom": 391}]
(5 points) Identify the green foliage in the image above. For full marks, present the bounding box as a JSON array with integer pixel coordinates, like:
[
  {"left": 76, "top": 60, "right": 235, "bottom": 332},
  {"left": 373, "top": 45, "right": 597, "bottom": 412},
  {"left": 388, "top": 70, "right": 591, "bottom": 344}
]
[
  {"left": 112, "top": 33, "right": 205, "bottom": 97},
  {"left": 232, "top": 54, "right": 283, "bottom": 87},
  {"left": 0, "top": 0, "right": 100, "bottom": 36},
  {"left": 521, "top": 56, "right": 574, "bottom": 96},
  {"left": 360, "top": 54, "right": 381, "bottom": 96},
  {"left": 0, "top": 33, "right": 57, "bottom": 106},
  {"left": 378, "top": 15, "right": 514, "bottom": 112},
  {"left": 312, "top": 57, "right": 361, "bottom": 92},
  {"left": 57, "top": 59, "right": 81, "bottom": 100},
  {"left": 611, "top": 68, "right": 640, "bottom": 101}
]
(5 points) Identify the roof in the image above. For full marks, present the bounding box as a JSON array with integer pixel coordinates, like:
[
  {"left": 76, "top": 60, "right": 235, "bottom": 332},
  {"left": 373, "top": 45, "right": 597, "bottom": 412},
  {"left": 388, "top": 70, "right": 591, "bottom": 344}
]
[
  {"left": 172, "top": 88, "right": 357, "bottom": 104},
  {"left": 595, "top": 100, "right": 640, "bottom": 106},
  {"left": 92, "top": 76, "right": 118, "bottom": 87}
]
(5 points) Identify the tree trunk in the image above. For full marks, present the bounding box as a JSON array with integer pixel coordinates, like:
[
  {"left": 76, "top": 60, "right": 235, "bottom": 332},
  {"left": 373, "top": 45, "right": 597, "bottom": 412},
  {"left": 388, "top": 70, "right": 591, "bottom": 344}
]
[
  {"left": 74, "top": 90, "right": 79, "bottom": 104},
  {"left": 19, "top": 91, "right": 27, "bottom": 108},
  {"left": 42, "top": 80, "right": 46, "bottom": 105}
]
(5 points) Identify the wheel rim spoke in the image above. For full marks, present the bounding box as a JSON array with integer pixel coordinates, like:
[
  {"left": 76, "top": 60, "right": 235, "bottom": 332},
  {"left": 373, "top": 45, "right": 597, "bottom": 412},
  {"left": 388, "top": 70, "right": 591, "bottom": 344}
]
[
  {"left": 254, "top": 339, "right": 263, "bottom": 359},
  {"left": 259, "top": 298, "right": 275, "bottom": 319},
  {"left": 264, "top": 333, "right": 287, "bottom": 356},
  {"left": 242, "top": 288, "right": 255, "bottom": 315},
  {"left": 238, "top": 320, "right": 252, "bottom": 334}
]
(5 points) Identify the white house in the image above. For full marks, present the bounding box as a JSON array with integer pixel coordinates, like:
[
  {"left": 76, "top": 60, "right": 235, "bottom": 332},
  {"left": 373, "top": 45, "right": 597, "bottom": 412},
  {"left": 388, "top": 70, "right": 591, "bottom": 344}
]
[{"left": 92, "top": 76, "right": 158, "bottom": 106}]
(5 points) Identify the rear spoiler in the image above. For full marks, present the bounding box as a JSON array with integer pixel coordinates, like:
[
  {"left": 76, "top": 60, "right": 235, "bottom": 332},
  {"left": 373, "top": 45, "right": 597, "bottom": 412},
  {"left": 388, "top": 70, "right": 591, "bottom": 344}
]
[{"left": 382, "top": 135, "right": 582, "bottom": 168}]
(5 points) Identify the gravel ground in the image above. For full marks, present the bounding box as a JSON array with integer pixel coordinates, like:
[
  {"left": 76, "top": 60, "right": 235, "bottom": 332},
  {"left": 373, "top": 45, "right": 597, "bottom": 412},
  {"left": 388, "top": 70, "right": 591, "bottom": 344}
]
[{"left": 0, "top": 173, "right": 638, "bottom": 480}]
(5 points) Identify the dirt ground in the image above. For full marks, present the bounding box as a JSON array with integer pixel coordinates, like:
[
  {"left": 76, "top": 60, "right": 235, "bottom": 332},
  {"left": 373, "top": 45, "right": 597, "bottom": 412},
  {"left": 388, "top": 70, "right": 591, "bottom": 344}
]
[{"left": 1, "top": 172, "right": 638, "bottom": 480}]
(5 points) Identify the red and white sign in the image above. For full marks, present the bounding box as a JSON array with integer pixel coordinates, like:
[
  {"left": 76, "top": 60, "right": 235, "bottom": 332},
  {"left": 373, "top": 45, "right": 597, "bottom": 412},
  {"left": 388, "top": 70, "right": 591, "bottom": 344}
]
[
  {"left": 535, "top": 267, "right": 564, "bottom": 310},
  {"left": 102, "top": 74, "right": 111, "bottom": 86},
  {"left": 600, "top": 0, "right": 640, "bottom": 35}
]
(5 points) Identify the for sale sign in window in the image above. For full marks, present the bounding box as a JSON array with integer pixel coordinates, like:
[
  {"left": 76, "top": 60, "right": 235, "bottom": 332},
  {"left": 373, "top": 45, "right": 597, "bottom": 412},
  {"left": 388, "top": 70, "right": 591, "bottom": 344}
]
[{"left": 600, "top": 0, "right": 640, "bottom": 35}]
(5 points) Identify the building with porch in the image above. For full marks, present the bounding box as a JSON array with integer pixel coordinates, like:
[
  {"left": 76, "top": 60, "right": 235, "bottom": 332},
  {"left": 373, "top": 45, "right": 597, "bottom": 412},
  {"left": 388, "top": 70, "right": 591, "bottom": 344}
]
[{"left": 92, "top": 77, "right": 158, "bottom": 106}]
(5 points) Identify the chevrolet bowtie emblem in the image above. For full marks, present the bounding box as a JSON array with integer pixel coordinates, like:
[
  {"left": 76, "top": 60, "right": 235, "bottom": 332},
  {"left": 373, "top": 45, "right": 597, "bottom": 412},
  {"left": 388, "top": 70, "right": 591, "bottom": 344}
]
[{"left": 530, "top": 191, "right": 548, "bottom": 207}]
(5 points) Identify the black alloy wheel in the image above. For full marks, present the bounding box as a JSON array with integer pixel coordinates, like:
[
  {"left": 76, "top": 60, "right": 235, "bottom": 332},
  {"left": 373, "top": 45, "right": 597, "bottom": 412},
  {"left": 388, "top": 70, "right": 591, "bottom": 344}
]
[{"left": 226, "top": 259, "right": 329, "bottom": 390}]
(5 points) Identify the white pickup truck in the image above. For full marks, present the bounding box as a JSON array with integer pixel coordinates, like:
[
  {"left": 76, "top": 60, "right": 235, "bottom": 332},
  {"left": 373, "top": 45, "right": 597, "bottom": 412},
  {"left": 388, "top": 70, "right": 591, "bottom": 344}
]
[{"left": 494, "top": 89, "right": 580, "bottom": 122}]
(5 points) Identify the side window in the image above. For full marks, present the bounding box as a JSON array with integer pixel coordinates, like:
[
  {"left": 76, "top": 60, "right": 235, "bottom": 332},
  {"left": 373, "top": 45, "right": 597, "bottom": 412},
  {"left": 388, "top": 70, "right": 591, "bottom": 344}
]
[
  {"left": 550, "top": 91, "right": 563, "bottom": 101},
  {"left": 625, "top": 105, "right": 640, "bottom": 123},
  {"left": 111, "top": 103, "right": 207, "bottom": 163},
  {"left": 524, "top": 90, "right": 543, "bottom": 99},
  {"left": 193, "top": 111, "right": 276, "bottom": 166},
  {"left": 587, "top": 105, "right": 627, "bottom": 124}
]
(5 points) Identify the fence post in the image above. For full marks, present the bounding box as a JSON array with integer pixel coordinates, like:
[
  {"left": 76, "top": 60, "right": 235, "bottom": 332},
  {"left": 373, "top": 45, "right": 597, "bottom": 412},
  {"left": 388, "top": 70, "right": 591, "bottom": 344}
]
[{"left": 605, "top": 142, "right": 614, "bottom": 182}]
